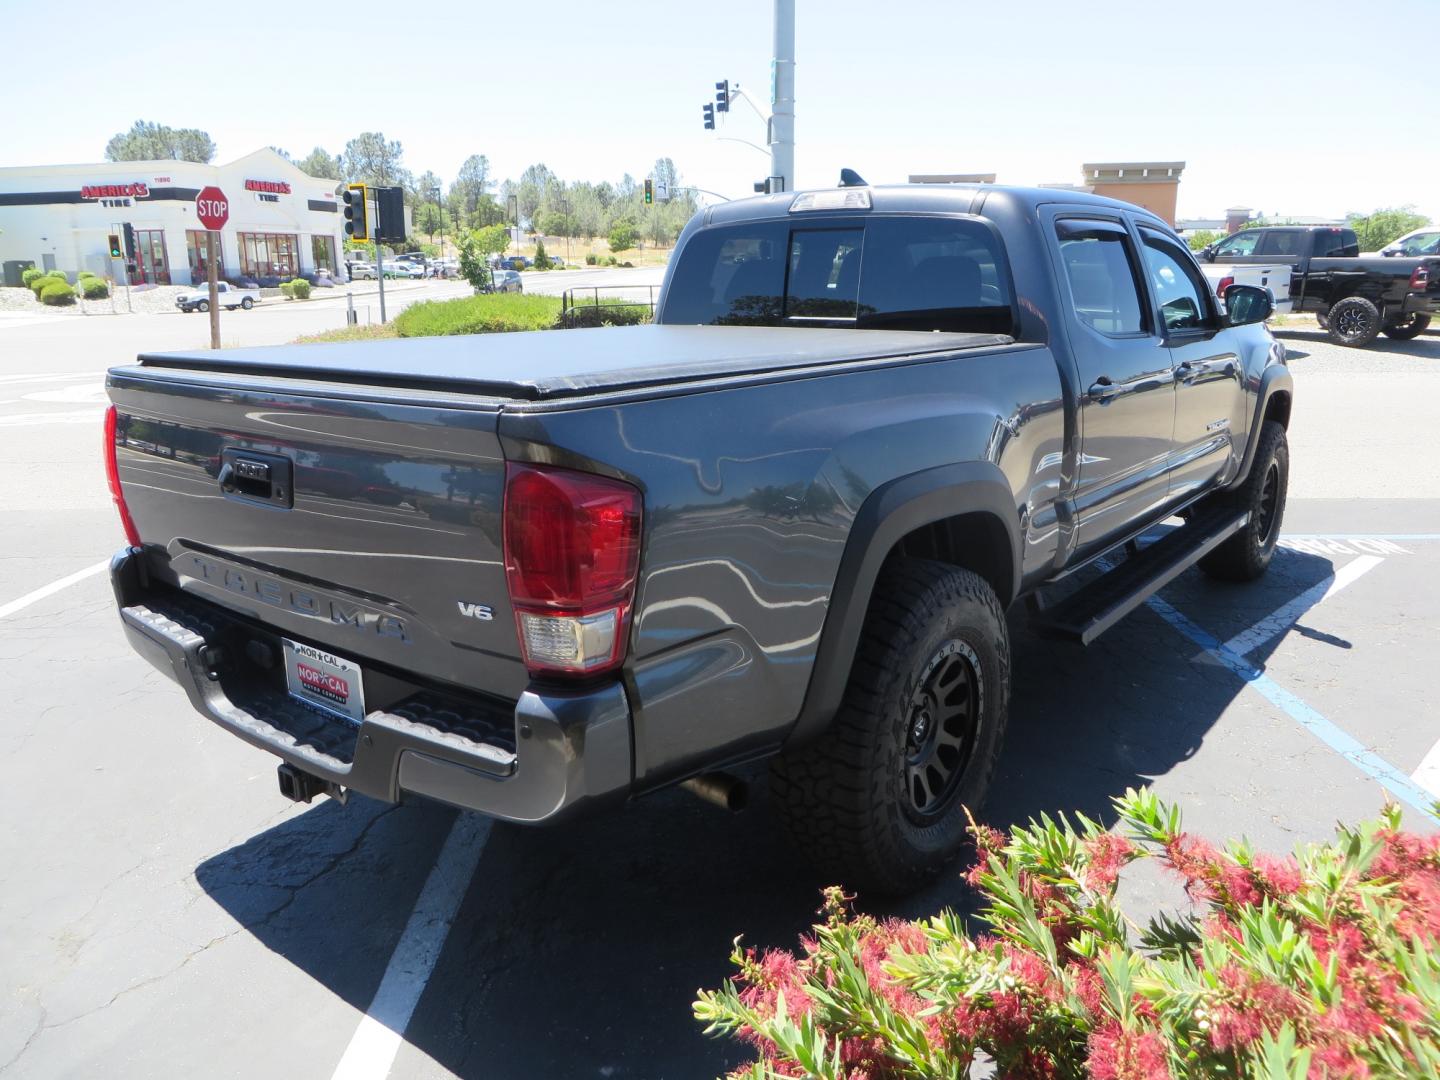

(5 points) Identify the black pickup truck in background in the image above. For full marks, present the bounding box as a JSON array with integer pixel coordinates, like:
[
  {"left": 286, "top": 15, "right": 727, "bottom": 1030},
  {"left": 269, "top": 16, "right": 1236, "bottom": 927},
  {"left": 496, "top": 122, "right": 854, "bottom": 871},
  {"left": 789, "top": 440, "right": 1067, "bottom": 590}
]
[
  {"left": 106, "top": 182, "right": 1293, "bottom": 893},
  {"left": 1201, "top": 225, "right": 1440, "bottom": 346}
]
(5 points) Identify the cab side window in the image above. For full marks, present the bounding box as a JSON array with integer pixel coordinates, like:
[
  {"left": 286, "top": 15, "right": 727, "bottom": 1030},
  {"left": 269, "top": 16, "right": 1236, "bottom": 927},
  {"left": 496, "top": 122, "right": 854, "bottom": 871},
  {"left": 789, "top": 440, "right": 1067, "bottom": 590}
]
[
  {"left": 1055, "top": 220, "right": 1146, "bottom": 335},
  {"left": 1139, "top": 229, "right": 1210, "bottom": 332},
  {"left": 1213, "top": 231, "right": 1260, "bottom": 257},
  {"left": 1257, "top": 230, "right": 1304, "bottom": 258}
]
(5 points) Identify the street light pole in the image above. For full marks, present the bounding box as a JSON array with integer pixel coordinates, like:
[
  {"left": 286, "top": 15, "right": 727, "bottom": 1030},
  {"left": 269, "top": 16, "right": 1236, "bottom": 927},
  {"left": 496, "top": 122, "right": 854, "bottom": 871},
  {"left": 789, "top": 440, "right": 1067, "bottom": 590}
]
[
  {"left": 432, "top": 186, "right": 443, "bottom": 260},
  {"left": 770, "top": 0, "right": 795, "bottom": 193}
]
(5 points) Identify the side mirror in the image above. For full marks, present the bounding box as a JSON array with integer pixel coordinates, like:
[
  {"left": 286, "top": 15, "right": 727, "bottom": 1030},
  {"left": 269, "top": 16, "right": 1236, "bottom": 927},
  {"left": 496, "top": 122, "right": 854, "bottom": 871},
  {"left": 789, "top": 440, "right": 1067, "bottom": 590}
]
[
  {"left": 1200, "top": 246, "right": 1218, "bottom": 263},
  {"left": 1381, "top": 247, "right": 1397, "bottom": 257},
  {"left": 1224, "top": 283, "right": 1273, "bottom": 327}
]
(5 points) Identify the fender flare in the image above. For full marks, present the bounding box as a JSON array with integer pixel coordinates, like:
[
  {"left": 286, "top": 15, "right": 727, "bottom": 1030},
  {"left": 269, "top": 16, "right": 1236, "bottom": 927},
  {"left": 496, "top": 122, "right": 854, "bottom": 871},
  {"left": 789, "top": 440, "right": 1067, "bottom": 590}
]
[
  {"left": 784, "top": 461, "right": 1021, "bottom": 746},
  {"left": 1228, "top": 362, "right": 1294, "bottom": 491}
]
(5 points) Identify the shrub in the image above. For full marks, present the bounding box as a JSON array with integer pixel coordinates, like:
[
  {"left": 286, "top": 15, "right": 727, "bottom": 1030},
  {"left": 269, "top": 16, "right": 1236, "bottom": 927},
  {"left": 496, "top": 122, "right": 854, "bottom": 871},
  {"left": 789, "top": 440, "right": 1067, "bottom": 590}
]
[
  {"left": 533, "top": 239, "right": 552, "bottom": 271},
  {"left": 38, "top": 280, "right": 76, "bottom": 306},
  {"left": 46, "top": 270, "right": 68, "bottom": 281},
  {"left": 289, "top": 277, "right": 311, "bottom": 300},
  {"left": 620, "top": 261, "right": 634, "bottom": 268},
  {"left": 562, "top": 302, "right": 651, "bottom": 328},
  {"left": 393, "top": 293, "right": 564, "bottom": 337},
  {"left": 21, "top": 268, "right": 44, "bottom": 288},
  {"left": 279, "top": 281, "right": 296, "bottom": 298},
  {"left": 607, "top": 255, "right": 618, "bottom": 266},
  {"left": 585, "top": 252, "right": 598, "bottom": 266},
  {"left": 608, "top": 220, "right": 639, "bottom": 253},
  {"left": 30, "top": 277, "right": 52, "bottom": 298},
  {"left": 696, "top": 789, "right": 1440, "bottom": 1079},
  {"left": 77, "top": 270, "right": 96, "bottom": 280},
  {"left": 80, "top": 277, "right": 109, "bottom": 299}
]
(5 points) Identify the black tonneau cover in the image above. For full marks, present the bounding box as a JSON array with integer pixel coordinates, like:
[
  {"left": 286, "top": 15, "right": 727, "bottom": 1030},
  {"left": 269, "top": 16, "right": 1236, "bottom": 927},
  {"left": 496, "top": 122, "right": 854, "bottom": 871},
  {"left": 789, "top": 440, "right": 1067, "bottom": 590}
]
[{"left": 135, "top": 324, "right": 1013, "bottom": 401}]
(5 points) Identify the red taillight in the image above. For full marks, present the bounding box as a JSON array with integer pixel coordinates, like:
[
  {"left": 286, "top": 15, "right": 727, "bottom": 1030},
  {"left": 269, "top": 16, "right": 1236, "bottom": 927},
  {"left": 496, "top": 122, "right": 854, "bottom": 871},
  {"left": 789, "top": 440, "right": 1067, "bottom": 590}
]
[
  {"left": 1410, "top": 265, "right": 1430, "bottom": 290},
  {"left": 104, "top": 405, "right": 142, "bottom": 548},
  {"left": 1216, "top": 275, "right": 1235, "bottom": 299},
  {"left": 503, "top": 463, "right": 642, "bottom": 678}
]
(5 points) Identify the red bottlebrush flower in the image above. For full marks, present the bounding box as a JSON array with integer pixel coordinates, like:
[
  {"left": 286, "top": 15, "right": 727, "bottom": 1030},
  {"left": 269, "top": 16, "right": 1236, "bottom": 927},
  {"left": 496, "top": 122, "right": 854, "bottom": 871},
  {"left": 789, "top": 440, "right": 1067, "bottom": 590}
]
[
  {"left": 1206, "top": 965, "right": 1306, "bottom": 1051},
  {"left": 1088, "top": 1021, "right": 1172, "bottom": 1080},
  {"left": 1218, "top": 861, "right": 1263, "bottom": 907},
  {"left": 1073, "top": 965, "right": 1107, "bottom": 1018},
  {"left": 1082, "top": 832, "right": 1136, "bottom": 892},
  {"left": 1252, "top": 853, "right": 1303, "bottom": 898},
  {"left": 1163, "top": 834, "right": 1222, "bottom": 902}
]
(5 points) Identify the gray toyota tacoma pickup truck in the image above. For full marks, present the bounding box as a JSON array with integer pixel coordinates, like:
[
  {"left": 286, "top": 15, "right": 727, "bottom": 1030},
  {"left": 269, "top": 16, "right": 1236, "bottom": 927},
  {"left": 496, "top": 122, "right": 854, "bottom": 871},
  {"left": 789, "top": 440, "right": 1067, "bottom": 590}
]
[{"left": 105, "top": 182, "right": 1292, "bottom": 892}]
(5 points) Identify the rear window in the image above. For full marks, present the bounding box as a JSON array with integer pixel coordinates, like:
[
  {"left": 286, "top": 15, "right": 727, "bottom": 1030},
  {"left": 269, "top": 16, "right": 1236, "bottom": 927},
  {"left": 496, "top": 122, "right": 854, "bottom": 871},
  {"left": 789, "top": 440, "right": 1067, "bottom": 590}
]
[{"left": 661, "top": 216, "right": 1016, "bottom": 335}]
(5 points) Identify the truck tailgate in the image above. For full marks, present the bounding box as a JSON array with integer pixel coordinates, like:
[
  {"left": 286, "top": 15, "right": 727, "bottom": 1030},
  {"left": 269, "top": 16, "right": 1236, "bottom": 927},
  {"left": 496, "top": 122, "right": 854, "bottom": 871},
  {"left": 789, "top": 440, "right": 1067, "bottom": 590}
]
[{"left": 107, "top": 365, "right": 527, "bottom": 703}]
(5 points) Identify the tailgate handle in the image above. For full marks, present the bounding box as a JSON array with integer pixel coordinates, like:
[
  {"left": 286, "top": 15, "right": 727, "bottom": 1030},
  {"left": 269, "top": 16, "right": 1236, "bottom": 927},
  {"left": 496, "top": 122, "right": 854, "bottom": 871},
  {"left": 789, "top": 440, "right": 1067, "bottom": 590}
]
[{"left": 218, "top": 449, "right": 293, "bottom": 508}]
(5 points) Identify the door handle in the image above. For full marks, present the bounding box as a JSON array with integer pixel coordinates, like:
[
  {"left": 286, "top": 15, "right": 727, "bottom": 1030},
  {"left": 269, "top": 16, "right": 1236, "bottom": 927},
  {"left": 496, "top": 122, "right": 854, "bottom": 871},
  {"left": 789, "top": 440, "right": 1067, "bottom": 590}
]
[{"left": 1089, "top": 376, "right": 1118, "bottom": 402}]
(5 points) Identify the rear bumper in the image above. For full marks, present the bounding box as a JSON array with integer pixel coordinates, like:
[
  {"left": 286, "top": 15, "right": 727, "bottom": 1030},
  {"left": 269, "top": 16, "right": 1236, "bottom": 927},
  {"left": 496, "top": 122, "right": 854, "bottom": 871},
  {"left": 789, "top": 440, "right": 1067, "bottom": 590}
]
[
  {"left": 111, "top": 549, "right": 632, "bottom": 824},
  {"left": 1401, "top": 293, "right": 1440, "bottom": 317}
]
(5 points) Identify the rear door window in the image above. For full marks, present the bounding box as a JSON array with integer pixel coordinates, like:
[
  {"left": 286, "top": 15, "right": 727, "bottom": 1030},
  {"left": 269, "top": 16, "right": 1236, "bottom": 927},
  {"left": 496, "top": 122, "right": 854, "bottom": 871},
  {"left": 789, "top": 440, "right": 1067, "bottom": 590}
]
[
  {"left": 660, "top": 216, "right": 1015, "bottom": 334},
  {"left": 1054, "top": 219, "right": 1147, "bottom": 335},
  {"left": 1256, "top": 230, "right": 1305, "bottom": 258}
]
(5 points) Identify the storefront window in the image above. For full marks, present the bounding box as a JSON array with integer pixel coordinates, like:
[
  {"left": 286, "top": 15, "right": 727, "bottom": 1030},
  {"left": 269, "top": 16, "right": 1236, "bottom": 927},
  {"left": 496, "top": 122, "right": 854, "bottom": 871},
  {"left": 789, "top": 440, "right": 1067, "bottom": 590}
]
[
  {"left": 238, "top": 232, "right": 300, "bottom": 281},
  {"left": 185, "top": 230, "right": 225, "bottom": 284},
  {"left": 311, "top": 234, "right": 337, "bottom": 274},
  {"left": 135, "top": 229, "right": 170, "bottom": 285}
]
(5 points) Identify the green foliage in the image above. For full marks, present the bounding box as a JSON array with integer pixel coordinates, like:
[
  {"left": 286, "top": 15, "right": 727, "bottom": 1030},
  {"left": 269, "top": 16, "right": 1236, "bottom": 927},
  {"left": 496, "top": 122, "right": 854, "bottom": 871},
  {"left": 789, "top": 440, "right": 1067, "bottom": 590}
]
[
  {"left": 105, "top": 119, "right": 215, "bottom": 163},
  {"left": 80, "top": 277, "right": 109, "bottom": 299},
  {"left": 608, "top": 220, "right": 639, "bottom": 253},
  {"left": 393, "top": 293, "right": 564, "bottom": 337},
  {"left": 1347, "top": 207, "right": 1431, "bottom": 253},
  {"left": 30, "top": 273, "right": 65, "bottom": 297},
  {"left": 585, "top": 252, "right": 598, "bottom": 266},
  {"left": 341, "top": 132, "right": 411, "bottom": 189},
  {"left": 533, "top": 239, "right": 551, "bottom": 271},
  {"left": 293, "top": 323, "right": 398, "bottom": 344},
  {"left": 39, "top": 280, "right": 76, "bottom": 306},
  {"left": 77, "top": 270, "right": 96, "bottom": 280},
  {"left": 561, "top": 301, "right": 651, "bottom": 328},
  {"left": 456, "top": 224, "right": 510, "bottom": 290},
  {"left": 1187, "top": 230, "right": 1224, "bottom": 252},
  {"left": 46, "top": 270, "right": 67, "bottom": 280},
  {"left": 279, "top": 281, "right": 295, "bottom": 298},
  {"left": 297, "top": 146, "right": 342, "bottom": 180},
  {"left": 290, "top": 278, "right": 311, "bottom": 300},
  {"left": 697, "top": 790, "right": 1440, "bottom": 1079},
  {"left": 21, "top": 267, "right": 43, "bottom": 288},
  {"left": 607, "top": 255, "right": 618, "bottom": 266}
]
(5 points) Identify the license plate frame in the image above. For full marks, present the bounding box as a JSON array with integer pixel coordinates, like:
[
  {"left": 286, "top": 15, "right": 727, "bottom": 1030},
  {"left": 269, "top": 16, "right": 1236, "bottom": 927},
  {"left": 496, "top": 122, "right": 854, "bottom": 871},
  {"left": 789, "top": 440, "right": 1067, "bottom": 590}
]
[{"left": 281, "top": 637, "right": 366, "bottom": 725}]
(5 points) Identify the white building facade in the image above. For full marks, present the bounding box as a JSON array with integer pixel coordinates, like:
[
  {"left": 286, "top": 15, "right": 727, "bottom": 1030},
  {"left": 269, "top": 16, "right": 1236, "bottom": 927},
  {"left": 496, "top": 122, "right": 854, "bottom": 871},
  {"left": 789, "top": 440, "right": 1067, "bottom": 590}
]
[{"left": 0, "top": 148, "right": 346, "bottom": 287}]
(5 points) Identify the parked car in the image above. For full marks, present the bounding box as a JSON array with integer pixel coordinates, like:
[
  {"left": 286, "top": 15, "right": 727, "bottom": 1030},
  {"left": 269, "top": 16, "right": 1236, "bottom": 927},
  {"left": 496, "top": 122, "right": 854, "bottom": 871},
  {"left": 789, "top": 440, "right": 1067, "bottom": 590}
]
[
  {"left": 483, "top": 269, "right": 523, "bottom": 293},
  {"left": 347, "top": 261, "right": 376, "bottom": 280},
  {"left": 174, "top": 281, "right": 260, "bottom": 313},
  {"left": 384, "top": 263, "right": 424, "bottom": 279},
  {"left": 1381, "top": 228, "right": 1440, "bottom": 258},
  {"left": 1198, "top": 225, "right": 1440, "bottom": 345},
  {"left": 107, "top": 181, "right": 1291, "bottom": 892}
]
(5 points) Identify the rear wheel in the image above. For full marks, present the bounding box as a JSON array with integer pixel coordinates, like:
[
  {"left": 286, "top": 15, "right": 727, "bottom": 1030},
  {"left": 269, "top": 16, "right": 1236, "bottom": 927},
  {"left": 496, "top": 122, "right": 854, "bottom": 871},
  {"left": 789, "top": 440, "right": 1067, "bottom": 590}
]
[
  {"left": 1383, "top": 313, "right": 1430, "bottom": 341},
  {"left": 241, "top": 297, "right": 254, "bottom": 310},
  {"left": 1199, "top": 420, "right": 1289, "bottom": 582},
  {"left": 1325, "top": 296, "right": 1381, "bottom": 347},
  {"left": 770, "top": 560, "right": 1010, "bottom": 895}
]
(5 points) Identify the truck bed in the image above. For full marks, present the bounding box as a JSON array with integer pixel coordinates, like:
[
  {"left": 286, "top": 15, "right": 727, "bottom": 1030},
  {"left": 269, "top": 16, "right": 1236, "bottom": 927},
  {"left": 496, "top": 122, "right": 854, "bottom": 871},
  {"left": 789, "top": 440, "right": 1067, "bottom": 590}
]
[{"left": 134, "top": 324, "right": 1012, "bottom": 401}]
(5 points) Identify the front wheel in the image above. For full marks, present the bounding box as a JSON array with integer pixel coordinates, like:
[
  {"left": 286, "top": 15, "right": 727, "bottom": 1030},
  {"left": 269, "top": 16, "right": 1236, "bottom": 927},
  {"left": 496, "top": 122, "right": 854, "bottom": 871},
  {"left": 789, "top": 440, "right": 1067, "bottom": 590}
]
[
  {"left": 197, "top": 300, "right": 209, "bottom": 313},
  {"left": 1199, "top": 420, "right": 1289, "bottom": 582},
  {"left": 770, "top": 560, "right": 1010, "bottom": 895},
  {"left": 1383, "top": 313, "right": 1430, "bottom": 341},
  {"left": 1325, "top": 296, "right": 1381, "bottom": 348}
]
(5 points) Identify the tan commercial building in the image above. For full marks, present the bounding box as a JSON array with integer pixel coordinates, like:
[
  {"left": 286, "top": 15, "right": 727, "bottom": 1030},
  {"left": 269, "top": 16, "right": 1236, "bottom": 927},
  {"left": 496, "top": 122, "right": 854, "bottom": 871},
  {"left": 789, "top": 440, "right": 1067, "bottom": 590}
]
[{"left": 1082, "top": 162, "right": 1186, "bottom": 225}]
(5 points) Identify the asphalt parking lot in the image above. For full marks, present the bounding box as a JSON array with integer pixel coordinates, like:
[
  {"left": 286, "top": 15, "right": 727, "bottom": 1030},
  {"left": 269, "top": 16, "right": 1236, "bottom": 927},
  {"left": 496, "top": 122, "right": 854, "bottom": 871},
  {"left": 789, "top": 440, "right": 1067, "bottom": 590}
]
[{"left": 1, "top": 318, "right": 1438, "bottom": 1079}]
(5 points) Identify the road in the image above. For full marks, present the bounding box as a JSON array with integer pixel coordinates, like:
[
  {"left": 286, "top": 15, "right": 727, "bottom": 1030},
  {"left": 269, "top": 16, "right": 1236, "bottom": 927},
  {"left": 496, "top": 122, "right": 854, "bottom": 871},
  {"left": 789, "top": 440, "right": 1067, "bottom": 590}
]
[{"left": 0, "top": 315, "right": 1437, "bottom": 1078}]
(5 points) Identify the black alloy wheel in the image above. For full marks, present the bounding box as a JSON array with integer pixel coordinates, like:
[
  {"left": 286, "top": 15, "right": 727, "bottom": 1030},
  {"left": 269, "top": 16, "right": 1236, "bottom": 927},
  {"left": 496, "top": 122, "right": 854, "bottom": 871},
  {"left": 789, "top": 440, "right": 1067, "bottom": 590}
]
[{"left": 903, "top": 640, "right": 982, "bottom": 823}]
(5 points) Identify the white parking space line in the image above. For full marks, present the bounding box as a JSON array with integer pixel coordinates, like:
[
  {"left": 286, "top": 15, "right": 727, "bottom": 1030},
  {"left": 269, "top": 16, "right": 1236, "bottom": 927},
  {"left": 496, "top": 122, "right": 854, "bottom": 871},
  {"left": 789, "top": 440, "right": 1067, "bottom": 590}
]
[
  {"left": 0, "top": 560, "right": 108, "bottom": 620},
  {"left": 0, "top": 408, "right": 107, "bottom": 427},
  {"left": 1414, "top": 741, "right": 1440, "bottom": 800},
  {"left": 331, "top": 813, "right": 490, "bottom": 1080},
  {"left": 1222, "top": 555, "right": 1384, "bottom": 657}
]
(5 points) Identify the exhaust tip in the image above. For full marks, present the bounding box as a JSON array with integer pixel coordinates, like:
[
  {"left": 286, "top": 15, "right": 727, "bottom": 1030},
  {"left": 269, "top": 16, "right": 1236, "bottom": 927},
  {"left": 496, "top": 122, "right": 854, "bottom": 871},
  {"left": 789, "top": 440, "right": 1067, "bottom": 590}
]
[{"left": 681, "top": 772, "right": 748, "bottom": 813}]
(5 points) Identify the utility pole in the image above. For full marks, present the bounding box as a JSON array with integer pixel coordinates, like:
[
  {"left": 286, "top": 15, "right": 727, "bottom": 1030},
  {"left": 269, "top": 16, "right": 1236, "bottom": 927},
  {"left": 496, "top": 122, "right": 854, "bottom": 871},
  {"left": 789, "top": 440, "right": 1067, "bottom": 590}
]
[{"left": 770, "top": 0, "right": 795, "bottom": 194}]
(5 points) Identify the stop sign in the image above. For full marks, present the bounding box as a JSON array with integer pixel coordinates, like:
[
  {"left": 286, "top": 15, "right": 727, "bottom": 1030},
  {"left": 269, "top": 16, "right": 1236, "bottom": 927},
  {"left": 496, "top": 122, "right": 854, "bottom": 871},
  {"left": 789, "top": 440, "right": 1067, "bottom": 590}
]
[{"left": 195, "top": 186, "right": 229, "bottom": 231}]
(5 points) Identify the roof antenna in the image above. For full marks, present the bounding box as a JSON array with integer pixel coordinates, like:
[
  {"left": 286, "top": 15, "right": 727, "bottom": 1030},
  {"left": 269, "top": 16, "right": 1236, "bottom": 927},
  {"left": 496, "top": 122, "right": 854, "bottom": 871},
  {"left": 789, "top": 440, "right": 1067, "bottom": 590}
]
[{"left": 839, "top": 168, "right": 867, "bottom": 188}]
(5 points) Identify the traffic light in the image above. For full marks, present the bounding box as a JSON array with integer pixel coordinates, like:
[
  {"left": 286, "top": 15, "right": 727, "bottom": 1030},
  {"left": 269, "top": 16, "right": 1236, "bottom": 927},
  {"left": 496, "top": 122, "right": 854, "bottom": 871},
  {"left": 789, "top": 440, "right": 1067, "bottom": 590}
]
[
  {"left": 715, "top": 80, "right": 730, "bottom": 112},
  {"left": 644, "top": 179, "right": 653, "bottom": 205},
  {"left": 343, "top": 184, "right": 368, "bottom": 241},
  {"left": 375, "top": 186, "right": 405, "bottom": 243},
  {"left": 702, "top": 103, "right": 715, "bottom": 130},
  {"left": 122, "top": 223, "right": 136, "bottom": 260},
  {"left": 107, "top": 233, "right": 123, "bottom": 259}
]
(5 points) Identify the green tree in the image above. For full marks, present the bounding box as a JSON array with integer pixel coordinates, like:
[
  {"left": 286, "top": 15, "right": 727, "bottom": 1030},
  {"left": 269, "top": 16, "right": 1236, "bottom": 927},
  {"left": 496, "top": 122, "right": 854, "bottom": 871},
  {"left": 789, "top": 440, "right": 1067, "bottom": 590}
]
[
  {"left": 105, "top": 120, "right": 215, "bottom": 164},
  {"left": 457, "top": 225, "right": 510, "bottom": 290},
  {"left": 534, "top": 239, "right": 551, "bottom": 270},
  {"left": 1187, "top": 229, "right": 1223, "bottom": 252},
  {"left": 608, "top": 220, "right": 639, "bottom": 253},
  {"left": 449, "top": 155, "right": 493, "bottom": 227},
  {"left": 1347, "top": 207, "right": 1430, "bottom": 253},
  {"left": 298, "top": 147, "right": 342, "bottom": 180},
  {"left": 342, "top": 132, "right": 411, "bottom": 188}
]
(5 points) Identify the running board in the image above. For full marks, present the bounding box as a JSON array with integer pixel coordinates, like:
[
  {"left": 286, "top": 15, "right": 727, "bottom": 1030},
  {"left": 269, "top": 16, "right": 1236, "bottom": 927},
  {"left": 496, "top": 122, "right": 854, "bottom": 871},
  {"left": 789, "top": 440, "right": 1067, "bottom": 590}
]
[{"left": 1032, "top": 508, "right": 1249, "bottom": 645}]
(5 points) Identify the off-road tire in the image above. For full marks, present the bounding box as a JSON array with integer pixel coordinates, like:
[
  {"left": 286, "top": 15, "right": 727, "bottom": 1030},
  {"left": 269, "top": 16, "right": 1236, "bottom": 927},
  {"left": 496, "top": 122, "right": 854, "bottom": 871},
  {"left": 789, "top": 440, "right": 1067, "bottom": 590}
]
[
  {"left": 1199, "top": 420, "right": 1289, "bottom": 582},
  {"left": 1325, "top": 296, "right": 1381, "bottom": 348},
  {"left": 1383, "top": 313, "right": 1430, "bottom": 341},
  {"left": 1316, "top": 311, "right": 1329, "bottom": 331},
  {"left": 770, "top": 559, "right": 1010, "bottom": 895}
]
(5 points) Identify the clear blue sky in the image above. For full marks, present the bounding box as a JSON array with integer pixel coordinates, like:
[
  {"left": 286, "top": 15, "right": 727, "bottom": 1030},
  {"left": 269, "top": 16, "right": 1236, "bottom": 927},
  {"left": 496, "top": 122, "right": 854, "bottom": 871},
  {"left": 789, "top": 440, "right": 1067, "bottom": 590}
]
[{"left": 5, "top": 0, "right": 1437, "bottom": 222}]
